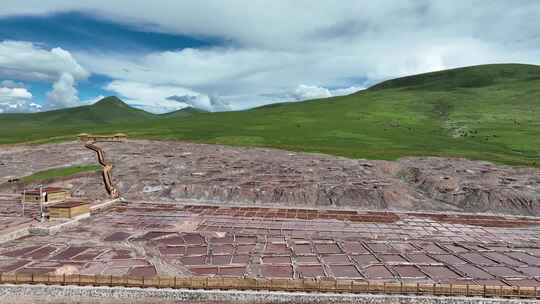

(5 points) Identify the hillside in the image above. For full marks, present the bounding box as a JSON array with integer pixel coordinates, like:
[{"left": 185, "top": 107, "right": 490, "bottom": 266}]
[
  {"left": 370, "top": 64, "right": 540, "bottom": 91},
  {"left": 159, "top": 107, "right": 209, "bottom": 118},
  {"left": 2, "top": 63, "right": 540, "bottom": 167},
  {"left": 3, "top": 97, "right": 151, "bottom": 124}
]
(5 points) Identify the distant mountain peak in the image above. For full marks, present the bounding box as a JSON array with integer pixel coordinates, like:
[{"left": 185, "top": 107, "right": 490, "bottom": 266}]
[
  {"left": 93, "top": 96, "right": 129, "bottom": 107},
  {"left": 179, "top": 106, "right": 208, "bottom": 113},
  {"left": 158, "top": 106, "right": 209, "bottom": 118}
]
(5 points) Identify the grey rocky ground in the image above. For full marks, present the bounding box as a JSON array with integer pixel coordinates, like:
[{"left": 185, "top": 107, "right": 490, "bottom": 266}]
[{"left": 0, "top": 140, "right": 539, "bottom": 216}]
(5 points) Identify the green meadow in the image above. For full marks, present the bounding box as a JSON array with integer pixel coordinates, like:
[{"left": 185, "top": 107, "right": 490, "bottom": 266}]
[{"left": 2, "top": 64, "right": 539, "bottom": 167}]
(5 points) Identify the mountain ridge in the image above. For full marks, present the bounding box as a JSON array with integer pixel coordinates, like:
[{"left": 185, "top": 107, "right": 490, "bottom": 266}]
[{"left": 1, "top": 63, "right": 540, "bottom": 167}]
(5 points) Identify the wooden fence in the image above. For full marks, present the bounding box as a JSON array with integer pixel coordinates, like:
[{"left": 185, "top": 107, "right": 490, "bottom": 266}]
[{"left": 0, "top": 273, "right": 538, "bottom": 299}]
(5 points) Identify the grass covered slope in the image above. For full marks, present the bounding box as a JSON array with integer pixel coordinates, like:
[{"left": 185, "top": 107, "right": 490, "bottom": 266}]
[
  {"left": 20, "top": 165, "right": 101, "bottom": 183},
  {"left": 0, "top": 97, "right": 155, "bottom": 143},
  {"left": 1, "top": 64, "right": 540, "bottom": 166}
]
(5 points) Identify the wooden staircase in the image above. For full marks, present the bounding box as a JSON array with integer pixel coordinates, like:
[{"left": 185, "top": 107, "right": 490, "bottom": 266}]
[{"left": 84, "top": 142, "right": 119, "bottom": 198}]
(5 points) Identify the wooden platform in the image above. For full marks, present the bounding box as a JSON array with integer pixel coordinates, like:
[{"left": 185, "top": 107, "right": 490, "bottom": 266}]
[{"left": 79, "top": 133, "right": 127, "bottom": 142}]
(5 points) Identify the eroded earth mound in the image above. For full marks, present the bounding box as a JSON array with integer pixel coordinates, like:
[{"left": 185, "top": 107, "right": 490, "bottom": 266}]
[{"left": 0, "top": 140, "right": 539, "bottom": 216}]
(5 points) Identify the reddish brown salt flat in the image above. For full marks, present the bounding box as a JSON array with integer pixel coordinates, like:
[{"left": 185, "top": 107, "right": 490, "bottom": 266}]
[
  {"left": 0, "top": 201, "right": 538, "bottom": 286},
  {"left": 454, "top": 264, "right": 494, "bottom": 279},
  {"left": 393, "top": 265, "right": 426, "bottom": 278},
  {"left": 406, "top": 253, "right": 438, "bottom": 264},
  {"left": 210, "top": 255, "right": 232, "bottom": 265},
  {"left": 262, "top": 256, "right": 291, "bottom": 264},
  {"left": 484, "top": 266, "right": 525, "bottom": 278},
  {"left": 329, "top": 264, "right": 363, "bottom": 279},
  {"left": 261, "top": 265, "right": 293, "bottom": 278},
  {"left": 420, "top": 266, "right": 462, "bottom": 280},
  {"left": 431, "top": 254, "right": 468, "bottom": 265},
  {"left": 351, "top": 254, "right": 379, "bottom": 266},
  {"left": 297, "top": 264, "right": 325, "bottom": 278},
  {"left": 129, "top": 265, "right": 157, "bottom": 277},
  {"left": 296, "top": 256, "right": 319, "bottom": 264},
  {"left": 50, "top": 247, "right": 90, "bottom": 260},
  {"left": 321, "top": 254, "right": 350, "bottom": 264},
  {"left": 363, "top": 265, "right": 394, "bottom": 279},
  {"left": 104, "top": 231, "right": 131, "bottom": 242}
]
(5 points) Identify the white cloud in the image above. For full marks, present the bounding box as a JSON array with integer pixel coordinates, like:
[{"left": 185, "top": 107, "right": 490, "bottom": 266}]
[
  {"left": 104, "top": 80, "right": 231, "bottom": 113},
  {"left": 330, "top": 86, "right": 364, "bottom": 96},
  {"left": 74, "top": 34, "right": 530, "bottom": 112},
  {"left": 2, "top": 1, "right": 539, "bottom": 57},
  {"left": 75, "top": 47, "right": 301, "bottom": 93},
  {"left": 166, "top": 94, "right": 230, "bottom": 112},
  {"left": 292, "top": 85, "right": 332, "bottom": 100},
  {"left": 291, "top": 84, "right": 364, "bottom": 100},
  {"left": 2, "top": 2, "right": 540, "bottom": 111},
  {"left": 75, "top": 46, "right": 368, "bottom": 108},
  {"left": 0, "top": 86, "right": 32, "bottom": 99},
  {"left": 46, "top": 73, "right": 79, "bottom": 107},
  {"left": 0, "top": 85, "right": 41, "bottom": 113},
  {"left": 3, "top": 1, "right": 538, "bottom": 52},
  {"left": 0, "top": 41, "right": 88, "bottom": 81},
  {"left": 258, "top": 84, "right": 363, "bottom": 105},
  {"left": 0, "top": 40, "right": 89, "bottom": 109}
]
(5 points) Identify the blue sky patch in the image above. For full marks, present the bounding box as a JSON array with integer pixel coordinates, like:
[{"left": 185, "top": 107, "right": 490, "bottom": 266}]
[{"left": 0, "top": 12, "right": 221, "bottom": 52}]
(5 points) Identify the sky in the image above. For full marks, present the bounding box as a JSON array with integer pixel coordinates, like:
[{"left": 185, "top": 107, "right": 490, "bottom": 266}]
[{"left": 0, "top": 1, "right": 540, "bottom": 114}]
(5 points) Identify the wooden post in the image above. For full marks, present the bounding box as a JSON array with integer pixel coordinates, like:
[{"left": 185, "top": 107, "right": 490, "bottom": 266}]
[
  {"left": 466, "top": 284, "right": 469, "bottom": 297},
  {"left": 22, "top": 190, "right": 25, "bottom": 217},
  {"left": 483, "top": 284, "right": 486, "bottom": 298}
]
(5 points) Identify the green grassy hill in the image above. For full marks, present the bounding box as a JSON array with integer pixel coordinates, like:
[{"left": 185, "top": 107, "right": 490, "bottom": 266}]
[
  {"left": 158, "top": 107, "right": 209, "bottom": 118},
  {"left": 2, "top": 64, "right": 540, "bottom": 167}
]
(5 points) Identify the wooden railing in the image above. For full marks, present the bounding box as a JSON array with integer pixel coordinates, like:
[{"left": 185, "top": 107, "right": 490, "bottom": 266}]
[
  {"left": 79, "top": 134, "right": 127, "bottom": 142},
  {"left": 0, "top": 273, "right": 538, "bottom": 299}
]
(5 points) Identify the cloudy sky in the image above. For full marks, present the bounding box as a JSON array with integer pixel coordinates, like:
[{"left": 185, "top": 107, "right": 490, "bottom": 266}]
[{"left": 0, "top": 1, "right": 539, "bottom": 113}]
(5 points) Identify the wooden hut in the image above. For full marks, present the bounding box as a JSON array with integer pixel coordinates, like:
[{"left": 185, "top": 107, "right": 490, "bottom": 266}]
[
  {"left": 48, "top": 201, "right": 90, "bottom": 218},
  {"left": 22, "top": 187, "right": 69, "bottom": 203}
]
